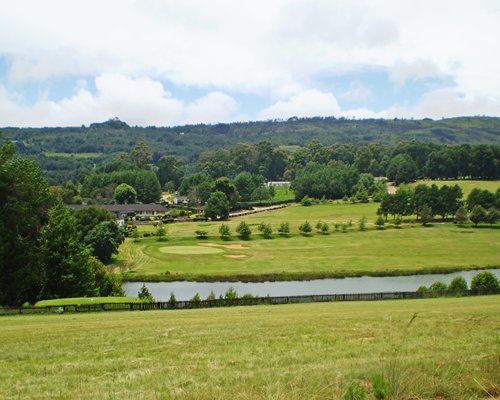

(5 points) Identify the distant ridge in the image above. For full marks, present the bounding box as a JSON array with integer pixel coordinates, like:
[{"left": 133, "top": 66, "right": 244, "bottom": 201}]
[{"left": 2, "top": 116, "right": 499, "bottom": 161}]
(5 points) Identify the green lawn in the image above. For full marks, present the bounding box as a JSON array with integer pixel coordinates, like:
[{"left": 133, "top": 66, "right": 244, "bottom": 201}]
[
  {"left": 117, "top": 202, "right": 500, "bottom": 281},
  {"left": 35, "top": 296, "right": 142, "bottom": 307},
  {"left": 411, "top": 179, "right": 499, "bottom": 197},
  {"left": 1, "top": 296, "right": 498, "bottom": 399}
]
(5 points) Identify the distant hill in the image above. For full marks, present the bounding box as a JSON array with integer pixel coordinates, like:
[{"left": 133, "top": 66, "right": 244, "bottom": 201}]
[{"left": 2, "top": 116, "right": 499, "bottom": 162}]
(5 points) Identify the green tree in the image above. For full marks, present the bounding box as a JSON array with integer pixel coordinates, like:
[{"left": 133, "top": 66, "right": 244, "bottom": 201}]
[
  {"left": 130, "top": 141, "right": 152, "bottom": 168},
  {"left": 448, "top": 276, "right": 467, "bottom": 291},
  {"left": 73, "top": 206, "right": 116, "bottom": 240},
  {"left": 375, "top": 215, "right": 385, "bottom": 229},
  {"left": 195, "top": 230, "right": 208, "bottom": 239},
  {"left": 236, "top": 221, "right": 252, "bottom": 240},
  {"left": 233, "top": 172, "right": 261, "bottom": 202},
  {"left": 225, "top": 286, "right": 238, "bottom": 299},
  {"left": 114, "top": 183, "right": 137, "bottom": 204},
  {"left": 469, "top": 205, "right": 487, "bottom": 227},
  {"left": 40, "top": 201, "right": 97, "bottom": 299},
  {"left": 485, "top": 207, "right": 499, "bottom": 226},
  {"left": 386, "top": 154, "right": 418, "bottom": 185},
  {"left": 278, "top": 222, "right": 290, "bottom": 236},
  {"left": 131, "top": 225, "right": 140, "bottom": 242},
  {"left": 84, "top": 221, "right": 125, "bottom": 264},
  {"left": 138, "top": 284, "right": 155, "bottom": 302},
  {"left": 471, "top": 271, "right": 499, "bottom": 290},
  {"left": 467, "top": 188, "right": 496, "bottom": 211},
  {"left": 358, "top": 216, "right": 367, "bottom": 231},
  {"left": 155, "top": 222, "right": 166, "bottom": 241},
  {"left": 420, "top": 204, "right": 432, "bottom": 226},
  {"left": 0, "top": 141, "right": 51, "bottom": 305},
  {"left": 204, "top": 191, "right": 230, "bottom": 220},
  {"left": 454, "top": 206, "right": 469, "bottom": 225},
  {"left": 219, "top": 223, "right": 231, "bottom": 240},
  {"left": 299, "top": 221, "right": 312, "bottom": 235},
  {"left": 157, "top": 155, "right": 185, "bottom": 189},
  {"left": 168, "top": 292, "right": 177, "bottom": 307},
  {"left": 258, "top": 223, "right": 273, "bottom": 239},
  {"left": 429, "top": 281, "right": 447, "bottom": 291},
  {"left": 251, "top": 186, "right": 271, "bottom": 201}
]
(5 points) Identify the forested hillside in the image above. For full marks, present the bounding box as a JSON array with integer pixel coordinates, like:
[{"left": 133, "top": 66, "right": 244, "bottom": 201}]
[
  {"left": 2, "top": 116, "right": 499, "bottom": 185},
  {"left": 3, "top": 116, "right": 500, "bottom": 159}
]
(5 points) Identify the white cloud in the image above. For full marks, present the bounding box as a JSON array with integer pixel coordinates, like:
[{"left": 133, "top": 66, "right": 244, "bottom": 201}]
[
  {"left": 341, "top": 81, "right": 372, "bottom": 102},
  {"left": 341, "top": 89, "right": 500, "bottom": 120},
  {"left": 1, "top": 0, "right": 500, "bottom": 123},
  {"left": 0, "top": 75, "right": 240, "bottom": 127},
  {"left": 385, "top": 89, "right": 500, "bottom": 119},
  {"left": 184, "top": 92, "right": 239, "bottom": 124},
  {"left": 258, "top": 90, "right": 341, "bottom": 120}
]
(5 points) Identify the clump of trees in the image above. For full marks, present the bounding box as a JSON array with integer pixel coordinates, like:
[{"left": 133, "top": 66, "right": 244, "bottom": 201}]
[{"left": 0, "top": 141, "right": 124, "bottom": 306}]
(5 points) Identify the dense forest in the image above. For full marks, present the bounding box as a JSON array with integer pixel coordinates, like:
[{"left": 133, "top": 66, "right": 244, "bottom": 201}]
[{"left": 1, "top": 116, "right": 499, "bottom": 185}]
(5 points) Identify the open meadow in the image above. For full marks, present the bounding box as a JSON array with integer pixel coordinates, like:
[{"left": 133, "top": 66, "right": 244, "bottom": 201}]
[
  {"left": 116, "top": 201, "right": 500, "bottom": 281},
  {"left": 1, "top": 296, "right": 498, "bottom": 399}
]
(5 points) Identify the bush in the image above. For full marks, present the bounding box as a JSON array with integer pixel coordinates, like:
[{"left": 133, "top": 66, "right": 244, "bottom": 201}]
[
  {"left": 375, "top": 215, "right": 385, "bottom": 229},
  {"left": 301, "top": 196, "right": 314, "bottom": 206},
  {"left": 342, "top": 380, "right": 368, "bottom": 400},
  {"left": 278, "top": 222, "right": 290, "bottom": 236},
  {"left": 429, "top": 281, "right": 447, "bottom": 291},
  {"left": 372, "top": 375, "right": 390, "bottom": 400},
  {"left": 416, "top": 285, "right": 428, "bottom": 292},
  {"left": 236, "top": 221, "right": 252, "bottom": 240},
  {"left": 195, "top": 230, "right": 208, "bottom": 239},
  {"left": 358, "top": 216, "right": 367, "bottom": 231},
  {"left": 448, "top": 276, "right": 467, "bottom": 291},
  {"left": 138, "top": 284, "right": 155, "bottom": 302},
  {"left": 225, "top": 286, "right": 238, "bottom": 299},
  {"left": 471, "top": 271, "right": 499, "bottom": 289},
  {"left": 219, "top": 223, "right": 231, "bottom": 240},
  {"left": 168, "top": 292, "right": 176, "bottom": 307},
  {"left": 299, "top": 221, "right": 312, "bottom": 236},
  {"left": 191, "top": 293, "right": 201, "bottom": 303},
  {"left": 206, "top": 291, "right": 216, "bottom": 301}
]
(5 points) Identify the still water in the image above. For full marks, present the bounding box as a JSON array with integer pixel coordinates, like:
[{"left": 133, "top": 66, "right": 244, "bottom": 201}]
[{"left": 123, "top": 269, "right": 500, "bottom": 301}]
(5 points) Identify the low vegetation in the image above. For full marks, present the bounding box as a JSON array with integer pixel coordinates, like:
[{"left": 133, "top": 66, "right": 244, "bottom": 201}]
[{"left": 1, "top": 296, "right": 498, "bottom": 399}]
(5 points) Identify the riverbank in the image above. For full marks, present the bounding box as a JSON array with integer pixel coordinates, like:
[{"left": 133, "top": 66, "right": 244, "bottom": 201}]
[{"left": 122, "top": 264, "right": 499, "bottom": 283}]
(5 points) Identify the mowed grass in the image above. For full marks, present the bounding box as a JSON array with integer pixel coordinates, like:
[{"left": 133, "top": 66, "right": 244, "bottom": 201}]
[
  {"left": 411, "top": 179, "right": 499, "bottom": 197},
  {"left": 116, "top": 202, "right": 500, "bottom": 280},
  {"left": 35, "top": 297, "right": 142, "bottom": 307},
  {"left": 0, "top": 296, "right": 498, "bottom": 399}
]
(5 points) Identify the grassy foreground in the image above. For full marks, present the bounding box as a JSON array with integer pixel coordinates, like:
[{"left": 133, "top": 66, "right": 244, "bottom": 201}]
[{"left": 0, "top": 296, "right": 498, "bottom": 399}]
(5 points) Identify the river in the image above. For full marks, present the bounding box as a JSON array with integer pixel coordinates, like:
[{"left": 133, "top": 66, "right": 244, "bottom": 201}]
[{"left": 123, "top": 268, "right": 500, "bottom": 301}]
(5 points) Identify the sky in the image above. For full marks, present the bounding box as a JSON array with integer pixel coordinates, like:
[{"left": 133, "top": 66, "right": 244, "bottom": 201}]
[{"left": 1, "top": 0, "right": 500, "bottom": 127}]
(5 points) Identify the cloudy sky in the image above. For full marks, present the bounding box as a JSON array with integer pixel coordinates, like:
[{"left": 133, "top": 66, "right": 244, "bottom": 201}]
[{"left": 1, "top": 0, "right": 499, "bottom": 127}]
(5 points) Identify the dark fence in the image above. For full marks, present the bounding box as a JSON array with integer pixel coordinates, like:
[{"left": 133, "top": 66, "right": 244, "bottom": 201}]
[{"left": 1, "top": 288, "right": 499, "bottom": 316}]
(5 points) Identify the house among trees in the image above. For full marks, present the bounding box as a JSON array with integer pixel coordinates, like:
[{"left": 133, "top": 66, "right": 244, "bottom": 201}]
[
  {"left": 266, "top": 181, "right": 291, "bottom": 187},
  {"left": 69, "top": 204, "right": 168, "bottom": 220}
]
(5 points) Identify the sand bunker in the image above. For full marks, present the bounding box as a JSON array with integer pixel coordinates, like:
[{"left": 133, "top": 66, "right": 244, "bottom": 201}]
[
  {"left": 159, "top": 246, "right": 223, "bottom": 255},
  {"left": 198, "top": 242, "right": 247, "bottom": 250},
  {"left": 223, "top": 254, "right": 247, "bottom": 259}
]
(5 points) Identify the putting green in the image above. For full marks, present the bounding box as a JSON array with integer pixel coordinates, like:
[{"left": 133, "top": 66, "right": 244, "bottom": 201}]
[{"left": 159, "top": 246, "right": 224, "bottom": 255}]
